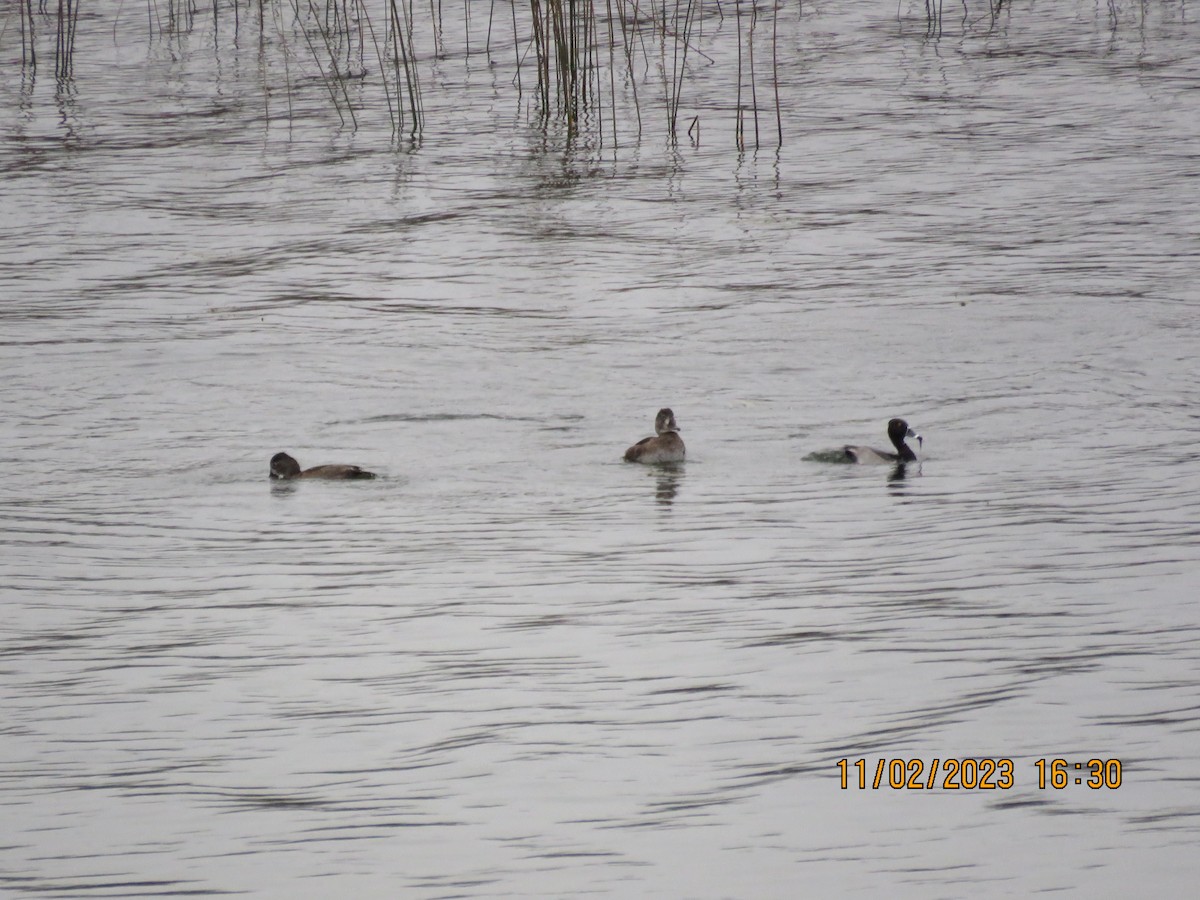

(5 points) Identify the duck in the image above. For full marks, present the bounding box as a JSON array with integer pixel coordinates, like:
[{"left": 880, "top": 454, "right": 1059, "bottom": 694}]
[
  {"left": 843, "top": 418, "right": 921, "bottom": 464},
  {"left": 624, "top": 408, "right": 685, "bottom": 464},
  {"left": 269, "top": 451, "right": 377, "bottom": 480}
]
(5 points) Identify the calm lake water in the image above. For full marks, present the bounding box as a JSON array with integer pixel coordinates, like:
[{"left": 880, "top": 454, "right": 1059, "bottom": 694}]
[{"left": 3, "top": 1, "right": 1199, "bottom": 896}]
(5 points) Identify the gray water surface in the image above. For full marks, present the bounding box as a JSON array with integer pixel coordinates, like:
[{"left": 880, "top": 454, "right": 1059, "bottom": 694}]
[{"left": 3, "top": 1, "right": 1199, "bottom": 897}]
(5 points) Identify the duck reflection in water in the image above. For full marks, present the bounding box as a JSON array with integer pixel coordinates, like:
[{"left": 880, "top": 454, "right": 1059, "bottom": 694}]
[{"left": 655, "top": 468, "right": 682, "bottom": 505}]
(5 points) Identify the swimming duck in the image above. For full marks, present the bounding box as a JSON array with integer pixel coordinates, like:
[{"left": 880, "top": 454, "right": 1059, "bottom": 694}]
[
  {"left": 624, "top": 408, "right": 686, "bottom": 464},
  {"left": 269, "top": 452, "right": 377, "bottom": 480},
  {"left": 843, "top": 418, "right": 921, "bottom": 464}
]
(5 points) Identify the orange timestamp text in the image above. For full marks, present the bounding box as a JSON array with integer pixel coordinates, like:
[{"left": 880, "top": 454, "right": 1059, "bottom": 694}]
[{"left": 836, "top": 758, "right": 1122, "bottom": 790}]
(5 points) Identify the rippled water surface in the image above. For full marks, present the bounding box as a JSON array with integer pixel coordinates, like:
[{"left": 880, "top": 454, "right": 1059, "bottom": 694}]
[{"left": 3, "top": 1, "right": 1199, "bottom": 896}]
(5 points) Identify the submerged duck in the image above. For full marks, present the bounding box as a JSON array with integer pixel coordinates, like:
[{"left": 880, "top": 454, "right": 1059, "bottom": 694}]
[
  {"left": 624, "top": 408, "right": 686, "bottom": 464},
  {"left": 269, "top": 451, "right": 377, "bottom": 480},
  {"left": 843, "top": 418, "right": 922, "bottom": 464}
]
